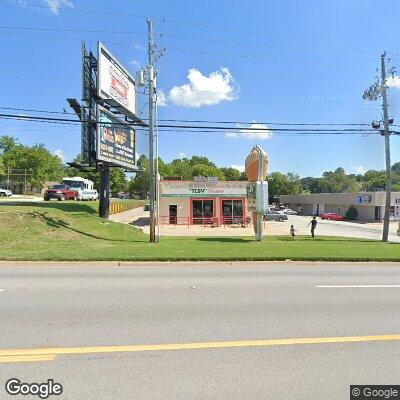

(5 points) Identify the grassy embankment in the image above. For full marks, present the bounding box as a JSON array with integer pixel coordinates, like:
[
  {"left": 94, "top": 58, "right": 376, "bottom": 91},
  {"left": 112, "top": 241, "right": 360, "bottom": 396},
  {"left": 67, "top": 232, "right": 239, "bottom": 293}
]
[{"left": 0, "top": 202, "right": 399, "bottom": 261}]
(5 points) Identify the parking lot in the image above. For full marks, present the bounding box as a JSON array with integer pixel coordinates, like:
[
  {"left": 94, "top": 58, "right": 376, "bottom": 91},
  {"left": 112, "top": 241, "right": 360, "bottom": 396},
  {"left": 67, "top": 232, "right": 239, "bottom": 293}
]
[{"left": 112, "top": 209, "right": 400, "bottom": 242}]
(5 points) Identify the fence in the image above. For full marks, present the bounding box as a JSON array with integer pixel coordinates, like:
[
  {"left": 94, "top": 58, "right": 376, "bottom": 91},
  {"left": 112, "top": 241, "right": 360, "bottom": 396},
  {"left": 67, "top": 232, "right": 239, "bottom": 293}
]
[{"left": 159, "top": 216, "right": 257, "bottom": 228}]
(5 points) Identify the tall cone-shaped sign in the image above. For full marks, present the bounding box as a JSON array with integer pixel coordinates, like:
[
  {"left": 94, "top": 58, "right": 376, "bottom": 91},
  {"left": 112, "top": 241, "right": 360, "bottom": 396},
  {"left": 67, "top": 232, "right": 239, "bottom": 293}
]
[{"left": 245, "top": 146, "right": 269, "bottom": 241}]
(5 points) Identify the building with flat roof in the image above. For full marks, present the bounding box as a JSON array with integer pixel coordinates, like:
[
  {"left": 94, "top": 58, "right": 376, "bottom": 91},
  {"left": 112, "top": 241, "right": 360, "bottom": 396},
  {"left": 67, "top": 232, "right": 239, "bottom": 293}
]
[
  {"left": 159, "top": 179, "right": 248, "bottom": 225},
  {"left": 280, "top": 192, "right": 400, "bottom": 222}
]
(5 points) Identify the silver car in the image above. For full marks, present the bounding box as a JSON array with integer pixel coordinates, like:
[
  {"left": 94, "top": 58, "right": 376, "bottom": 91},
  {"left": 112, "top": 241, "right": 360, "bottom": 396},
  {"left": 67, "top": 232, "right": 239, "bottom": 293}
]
[{"left": 263, "top": 212, "right": 288, "bottom": 222}]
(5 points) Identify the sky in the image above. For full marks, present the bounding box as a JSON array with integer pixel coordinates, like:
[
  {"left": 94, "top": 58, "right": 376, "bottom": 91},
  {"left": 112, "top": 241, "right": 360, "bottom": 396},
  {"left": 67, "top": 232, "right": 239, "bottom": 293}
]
[{"left": 0, "top": 0, "right": 400, "bottom": 177}]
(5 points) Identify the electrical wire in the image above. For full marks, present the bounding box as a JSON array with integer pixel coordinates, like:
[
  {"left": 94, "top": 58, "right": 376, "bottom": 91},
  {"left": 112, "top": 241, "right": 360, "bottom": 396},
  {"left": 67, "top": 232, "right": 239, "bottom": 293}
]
[
  {"left": 1, "top": 112, "right": 393, "bottom": 135},
  {"left": 0, "top": 0, "right": 386, "bottom": 55},
  {"left": 0, "top": 106, "right": 373, "bottom": 127}
]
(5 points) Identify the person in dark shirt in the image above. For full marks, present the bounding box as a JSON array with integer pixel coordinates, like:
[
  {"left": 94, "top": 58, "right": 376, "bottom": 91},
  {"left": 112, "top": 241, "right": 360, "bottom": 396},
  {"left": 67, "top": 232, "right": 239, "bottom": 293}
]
[
  {"left": 311, "top": 216, "right": 317, "bottom": 238},
  {"left": 307, "top": 216, "right": 318, "bottom": 238}
]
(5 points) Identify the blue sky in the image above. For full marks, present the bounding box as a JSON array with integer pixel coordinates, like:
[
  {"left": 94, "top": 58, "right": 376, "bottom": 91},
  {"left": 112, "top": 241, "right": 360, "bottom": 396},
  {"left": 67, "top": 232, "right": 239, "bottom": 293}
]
[{"left": 0, "top": 0, "right": 399, "bottom": 177}]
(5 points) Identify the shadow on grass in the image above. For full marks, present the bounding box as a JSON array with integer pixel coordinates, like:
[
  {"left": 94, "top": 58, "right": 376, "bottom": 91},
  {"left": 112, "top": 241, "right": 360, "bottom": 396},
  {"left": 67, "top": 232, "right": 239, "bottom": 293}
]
[
  {"left": 0, "top": 201, "right": 97, "bottom": 214},
  {"left": 196, "top": 237, "right": 250, "bottom": 243},
  {"left": 274, "top": 236, "right": 379, "bottom": 243},
  {"left": 31, "top": 211, "right": 146, "bottom": 243}
]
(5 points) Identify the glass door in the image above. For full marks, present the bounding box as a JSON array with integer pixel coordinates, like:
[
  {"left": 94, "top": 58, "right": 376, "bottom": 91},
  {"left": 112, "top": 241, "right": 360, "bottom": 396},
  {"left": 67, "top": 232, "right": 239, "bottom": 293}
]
[{"left": 169, "top": 204, "right": 177, "bottom": 224}]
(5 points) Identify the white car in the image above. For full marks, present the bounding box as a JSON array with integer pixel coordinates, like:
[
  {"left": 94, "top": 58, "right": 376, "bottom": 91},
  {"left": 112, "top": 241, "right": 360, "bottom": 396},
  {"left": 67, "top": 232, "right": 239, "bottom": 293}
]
[
  {"left": 277, "top": 208, "right": 297, "bottom": 215},
  {"left": 0, "top": 188, "right": 12, "bottom": 197}
]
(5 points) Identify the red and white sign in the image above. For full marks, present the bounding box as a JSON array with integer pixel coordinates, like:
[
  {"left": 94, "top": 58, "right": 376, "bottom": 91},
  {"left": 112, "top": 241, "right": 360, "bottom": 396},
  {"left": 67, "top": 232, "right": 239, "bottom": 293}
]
[{"left": 98, "top": 42, "right": 136, "bottom": 118}]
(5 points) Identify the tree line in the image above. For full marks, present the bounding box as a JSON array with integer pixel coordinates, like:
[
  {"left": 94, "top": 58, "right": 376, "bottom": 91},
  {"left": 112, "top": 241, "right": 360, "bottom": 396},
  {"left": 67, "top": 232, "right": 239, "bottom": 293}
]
[{"left": 1, "top": 136, "right": 399, "bottom": 201}]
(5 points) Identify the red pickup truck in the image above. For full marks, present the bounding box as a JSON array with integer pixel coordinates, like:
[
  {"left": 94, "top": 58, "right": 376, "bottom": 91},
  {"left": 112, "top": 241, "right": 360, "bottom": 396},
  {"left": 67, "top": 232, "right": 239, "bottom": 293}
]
[{"left": 44, "top": 184, "right": 78, "bottom": 201}]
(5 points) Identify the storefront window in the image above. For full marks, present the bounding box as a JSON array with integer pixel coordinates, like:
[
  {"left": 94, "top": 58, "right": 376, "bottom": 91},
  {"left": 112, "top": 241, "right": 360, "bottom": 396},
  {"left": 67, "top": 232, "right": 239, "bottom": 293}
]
[
  {"left": 192, "top": 200, "right": 214, "bottom": 224},
  {"left": 222, "top": 199, "right": 243, "bottom": 223}
]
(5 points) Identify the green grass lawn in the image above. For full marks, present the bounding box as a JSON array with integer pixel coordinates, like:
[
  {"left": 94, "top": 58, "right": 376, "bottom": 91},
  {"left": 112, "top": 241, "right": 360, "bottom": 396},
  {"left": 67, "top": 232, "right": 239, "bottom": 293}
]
[{"left": 0, "top": 202, "right": 399, "bottom": 261}]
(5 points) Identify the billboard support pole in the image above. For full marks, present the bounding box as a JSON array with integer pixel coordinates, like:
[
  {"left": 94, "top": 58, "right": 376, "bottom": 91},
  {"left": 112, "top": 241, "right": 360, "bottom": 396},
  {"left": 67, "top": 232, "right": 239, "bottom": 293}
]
[
  {"left": 147, "top": 17, "right": 156, "bottom": 243},
  {"left": 99, "top": 164, "right": 110, "bottom": 219}
]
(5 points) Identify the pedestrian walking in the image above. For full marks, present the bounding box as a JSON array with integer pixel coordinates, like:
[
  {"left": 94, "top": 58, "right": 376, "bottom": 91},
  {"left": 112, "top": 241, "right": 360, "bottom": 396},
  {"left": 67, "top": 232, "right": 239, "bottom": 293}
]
[
  {"left": 290, "top": 224, "right": 297, "bottom": 239},
  {"left": 306, "top": 216, "right": 318, "bottom": 238}
]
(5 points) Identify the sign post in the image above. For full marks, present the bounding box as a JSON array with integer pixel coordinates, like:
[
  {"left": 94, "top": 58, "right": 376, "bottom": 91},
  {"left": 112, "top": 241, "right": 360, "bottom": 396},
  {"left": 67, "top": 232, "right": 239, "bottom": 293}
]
[{"left": 245, "top": 146, "right": 269, "bottom": 241}]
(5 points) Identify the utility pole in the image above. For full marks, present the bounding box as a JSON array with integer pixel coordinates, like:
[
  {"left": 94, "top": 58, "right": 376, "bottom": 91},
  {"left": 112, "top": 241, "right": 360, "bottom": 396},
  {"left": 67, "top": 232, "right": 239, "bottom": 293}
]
[
  {"left": 380, "top": 52, "right": 392, "bottom": 242},
  {"left": 147, "top": 17, "right": 156, "bottom": 243},
  {"left": 363, "top": 52, "right": 393, "bottom": 242}
]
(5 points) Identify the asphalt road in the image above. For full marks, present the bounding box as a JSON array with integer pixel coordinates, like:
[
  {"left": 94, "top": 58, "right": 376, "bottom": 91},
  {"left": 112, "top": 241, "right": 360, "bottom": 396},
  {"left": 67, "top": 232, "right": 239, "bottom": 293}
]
[{"left": 0, "top": 263, "right": 400, "bottom": 399}]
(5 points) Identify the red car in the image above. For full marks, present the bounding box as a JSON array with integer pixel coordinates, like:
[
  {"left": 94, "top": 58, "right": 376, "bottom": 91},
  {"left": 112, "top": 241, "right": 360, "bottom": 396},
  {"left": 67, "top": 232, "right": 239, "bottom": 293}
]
[
  {"left": 320, "top": 213, "right": 343, "bottom": 221},
  {"left": 44, "top": 184, "right": 78, "bottom": 201}
]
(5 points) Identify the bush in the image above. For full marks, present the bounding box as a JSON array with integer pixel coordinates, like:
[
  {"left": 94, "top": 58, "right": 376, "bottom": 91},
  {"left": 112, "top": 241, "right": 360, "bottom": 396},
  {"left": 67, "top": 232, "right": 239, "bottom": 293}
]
[{"left": 345, "top": 205, "right": 358, "bottom": 221}]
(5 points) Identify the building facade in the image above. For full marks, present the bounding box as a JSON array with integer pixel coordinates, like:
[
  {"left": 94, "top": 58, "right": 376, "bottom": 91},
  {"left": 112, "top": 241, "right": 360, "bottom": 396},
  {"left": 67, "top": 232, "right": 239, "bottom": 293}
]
[
  {"left": 280, "top": 192, "right": 400, "bottom": 222},
  {"left": 159, "top": 179, "right": 248, "bottom": 225}
]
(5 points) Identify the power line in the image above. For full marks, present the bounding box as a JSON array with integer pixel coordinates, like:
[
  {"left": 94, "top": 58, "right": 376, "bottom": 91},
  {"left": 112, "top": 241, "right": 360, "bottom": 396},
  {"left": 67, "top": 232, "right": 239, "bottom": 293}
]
[
  {"left": 0, "top": 0, "right": 386, "bottom": 54},
  {"left": 0, "top": 30, "right": 146, "bottom": 48},
  {"left": 0, "top": 106, "right": 373, "bottom": 126},
  {"left": 0, "top": 29, "right": 373, "bottom": 68},
  {"left": 0, "top": 112, "right": 394, "bottom": 134},
  {"left": 0, "top": 25, "right": 377, "bottom": 59}
]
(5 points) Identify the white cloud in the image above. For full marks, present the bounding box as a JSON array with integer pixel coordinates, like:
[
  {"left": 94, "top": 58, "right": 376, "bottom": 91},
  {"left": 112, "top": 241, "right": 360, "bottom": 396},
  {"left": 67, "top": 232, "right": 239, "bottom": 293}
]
[
  {"left": 347, "top": 165, "right": 366, "bottom": 175},
  {"left": 54, "top": 149, "right": 64, "bottom": 160},
  {"left": 231, "top": 164, "right": 245, "bottom": 173},
  {"left": 386, "top": 76, "right": 400, "bottom": 88},
  {"left": 157, "top": 90, "right": 167, "bottom": 107},
  {"left": 226, "top": 121, "right": 272, "bottom": 140},
  {"left": 177, "top": 152, "right": 187, "bottom": 158},
  {"left": 130, "top": 60, "right": 140, "bottom": 68},
  {"left": 42, "top": 0, "right": 74, "bottom": 14},
  {"left": 168, "top": 67, "right": 238, "bottom": 108}
]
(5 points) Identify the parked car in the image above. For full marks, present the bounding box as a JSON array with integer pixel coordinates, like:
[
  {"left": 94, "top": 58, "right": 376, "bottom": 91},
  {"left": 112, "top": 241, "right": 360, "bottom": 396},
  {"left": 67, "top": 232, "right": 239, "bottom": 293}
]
[
  {"left": 0, "top": 188, "right": 12, "bottom": 197},
  {"left": 43, "top": 184, "right": 78, "bottom": 201},
  {"left": 264, "top": 212, "right": 288, "bottom": 222},
  {"left": 320, "top": 213, "right": 343, "bottom": 221},
  {"left": 277, "top": 208, "right": 297, "bottom": 215}
]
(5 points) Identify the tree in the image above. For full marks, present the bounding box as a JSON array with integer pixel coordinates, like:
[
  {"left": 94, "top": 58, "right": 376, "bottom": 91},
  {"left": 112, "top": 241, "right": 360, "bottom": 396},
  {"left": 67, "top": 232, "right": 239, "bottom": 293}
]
[
  {"left": 268, "top": 172, "right": 290, "bottom": 203},
  {"left": 391, "top": 162, "right": 400, "bottom": 173},
  {"left": 128, "top": 155, "right": 150, "bottom": 199},
  {"left": 362, "top": 170, "right": 386, "bottom": 191},
  {"left": 220, "top": 167, "right": 241, "bottom": 181},
  {"left": 345, "top": 205, "right": 358, "bottom": 220},
  {"left": 169, "top": 158, "right": 193, "bottom": 180},
  {"left": 2, "top": 142, "right": 63, "bottom": 188},
  {"left": 192, "top": 163, "right": 225, "bottom": 180},
  {"left": 0, "top": 136, "right": 17, "bottom": 154}
]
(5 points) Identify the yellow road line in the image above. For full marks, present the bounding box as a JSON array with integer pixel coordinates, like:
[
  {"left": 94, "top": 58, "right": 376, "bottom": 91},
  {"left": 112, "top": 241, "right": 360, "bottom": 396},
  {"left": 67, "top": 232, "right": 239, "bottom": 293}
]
[
  {"left": 0, "top": 354, "right": 56, "bottom": 363},
  {"left": 1, "top": 334, "right": 400, "bottom": 359}
]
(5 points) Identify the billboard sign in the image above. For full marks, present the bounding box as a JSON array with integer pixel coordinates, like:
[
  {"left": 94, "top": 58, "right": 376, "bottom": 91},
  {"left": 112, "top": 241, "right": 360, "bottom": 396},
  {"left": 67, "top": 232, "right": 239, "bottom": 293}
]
[
  {"left": 97, "top": 106, "right": 136, "bottom": 169},
  {"left": 356, "top": 194, "right": 372, "bottom": 204},
  {"left": 98, "top": 42, "right": 136, "bottom": 118}
]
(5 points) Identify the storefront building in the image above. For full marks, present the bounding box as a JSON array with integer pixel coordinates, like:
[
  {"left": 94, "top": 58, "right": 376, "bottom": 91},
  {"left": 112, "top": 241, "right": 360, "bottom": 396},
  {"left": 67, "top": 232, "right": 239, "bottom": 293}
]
[
  {"left": 280, "top": 191, "right": 400, "bottom": 222},
  {"left": 159, "top": 179, "right": 248, "bottom": 225}
]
